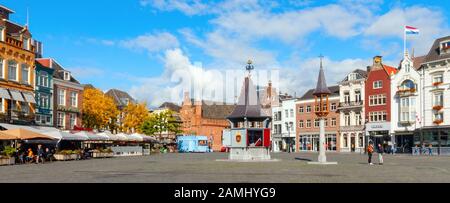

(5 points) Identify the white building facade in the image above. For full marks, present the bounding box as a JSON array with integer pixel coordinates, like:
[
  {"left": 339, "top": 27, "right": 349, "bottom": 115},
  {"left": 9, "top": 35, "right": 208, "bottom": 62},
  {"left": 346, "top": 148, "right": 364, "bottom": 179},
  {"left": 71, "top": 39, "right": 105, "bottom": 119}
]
[
  {"left": 338, "top": 70, "right": 367, "bottom": 153},
  {"left": 417, "top": 36, "right": 450, "bottom": 154},
  {"left": 390, "top": 53, "right": 422, "bottom": 153},
  {"left": 271, "top": 99, "right": 297, "bottom": 152}
]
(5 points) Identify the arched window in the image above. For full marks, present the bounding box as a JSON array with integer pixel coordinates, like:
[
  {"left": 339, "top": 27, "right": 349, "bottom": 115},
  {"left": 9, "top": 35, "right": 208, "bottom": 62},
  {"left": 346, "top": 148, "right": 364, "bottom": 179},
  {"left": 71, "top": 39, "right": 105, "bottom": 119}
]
[{"left": 400, "top": 80, "right": 416, "bottom": 91}]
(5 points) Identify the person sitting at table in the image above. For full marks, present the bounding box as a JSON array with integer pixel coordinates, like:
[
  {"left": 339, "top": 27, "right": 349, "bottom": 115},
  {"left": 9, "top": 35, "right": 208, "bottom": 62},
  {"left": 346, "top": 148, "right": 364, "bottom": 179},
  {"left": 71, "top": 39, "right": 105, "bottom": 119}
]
[{"left": 26, "top": 148, "right": 34, "bottom": 163}]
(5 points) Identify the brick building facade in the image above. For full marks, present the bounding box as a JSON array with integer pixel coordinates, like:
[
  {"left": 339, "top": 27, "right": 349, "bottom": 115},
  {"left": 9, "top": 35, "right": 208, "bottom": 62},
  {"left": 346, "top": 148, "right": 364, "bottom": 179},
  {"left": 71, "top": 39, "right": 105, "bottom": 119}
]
[
  {"left": 296, "top": 86, "right": 341, "bottom": 152},
  {"left": 36, "top": 59, "right": 83, "bottom": 130},
  {"left": 179, "top": 93, "right": 235, "bottom": 151},
  {"left": 365, "top": 56, "right": 398, "bottom": 147}
]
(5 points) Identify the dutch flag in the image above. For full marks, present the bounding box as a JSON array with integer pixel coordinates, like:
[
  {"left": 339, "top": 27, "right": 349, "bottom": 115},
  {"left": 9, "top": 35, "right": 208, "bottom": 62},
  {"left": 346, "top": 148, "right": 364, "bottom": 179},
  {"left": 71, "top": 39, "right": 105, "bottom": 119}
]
[{"left": 405, "top": 26, "right": 420, "bottom": 35}]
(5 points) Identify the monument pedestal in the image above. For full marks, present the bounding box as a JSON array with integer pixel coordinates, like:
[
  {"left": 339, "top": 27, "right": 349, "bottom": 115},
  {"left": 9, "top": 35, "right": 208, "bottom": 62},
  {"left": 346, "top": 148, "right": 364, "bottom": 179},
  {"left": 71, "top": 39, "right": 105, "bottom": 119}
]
[
  {"left": 229, "top": 147, "right": 271, "bottom": 161},
  {"left": 216, "top": 147, "right": 279, "bottom": 162}
]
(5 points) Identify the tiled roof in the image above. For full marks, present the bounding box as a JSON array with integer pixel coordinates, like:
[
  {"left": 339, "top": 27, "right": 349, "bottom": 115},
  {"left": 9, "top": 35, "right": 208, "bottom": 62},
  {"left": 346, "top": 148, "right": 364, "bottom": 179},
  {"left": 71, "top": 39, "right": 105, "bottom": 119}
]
[
  {"left": 0, "top": 5, "right": 15, "bottom": 13},
  {"left": 423, "top": 36, "right": 450, "bottom": 63},
  {"left": 51, "top": 60, "right": 80, "bottom": 84},
  {"left": 228, "top": 77, "right": 270, "bottom": 119},
  {"left": 202, "top": 103, "right": 236, "bottom": 120},
  {"left": 105, "top": 89, "right": 136, "bottom": 107},
  {"left": 300, "top": 85, "right": 340, "bottom": 100},
  {"left": 36, "top": 59, "right": 51, "bottom": 67},
  {"left": 354, "top": 69, "right": 368, "bottom": 78},
  {"left": 159, "top": 102, "right": 181, "bottom": 112},
  {"left": 412, "top": 55, "right": 426, "bottom": 70},
  {"left": 383, "top": 65, "right": 398, "bottom": 76}
]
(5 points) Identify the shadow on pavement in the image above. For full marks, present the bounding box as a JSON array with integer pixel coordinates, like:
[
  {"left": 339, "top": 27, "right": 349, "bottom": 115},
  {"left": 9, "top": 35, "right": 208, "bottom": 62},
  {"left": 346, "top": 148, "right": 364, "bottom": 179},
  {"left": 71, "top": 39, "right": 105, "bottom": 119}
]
[{"left": 295, "top": 157, "right": 313, "bottom": 162}]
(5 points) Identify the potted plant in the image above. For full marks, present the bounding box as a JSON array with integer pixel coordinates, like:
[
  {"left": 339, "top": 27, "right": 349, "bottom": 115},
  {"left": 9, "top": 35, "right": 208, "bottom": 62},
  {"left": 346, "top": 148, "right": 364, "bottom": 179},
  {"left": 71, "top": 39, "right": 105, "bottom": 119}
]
[
  {"left": 0, "top": 146, "right": 16, "bottom": 166},
  {"left": 434, "top": 119, "right": 444, "bottom": 125},
  {"left": 433, "top": 82, "right": 443, "bottom": 87},
  {"left": 92, "top": 148, "right": 114, "bottom": 158},
  {"left": 433, "top": 105, "right": 444, "bottom": 111},
  {"left": 54, "top": 150, "right": 81, "bottom": 161}
]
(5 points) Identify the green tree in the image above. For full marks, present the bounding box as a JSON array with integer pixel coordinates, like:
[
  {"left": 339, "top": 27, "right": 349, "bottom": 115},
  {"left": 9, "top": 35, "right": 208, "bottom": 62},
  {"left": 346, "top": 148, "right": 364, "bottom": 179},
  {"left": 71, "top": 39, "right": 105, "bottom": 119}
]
[{"left": 141, "top": 110, "right": 182, "bottom": 140}]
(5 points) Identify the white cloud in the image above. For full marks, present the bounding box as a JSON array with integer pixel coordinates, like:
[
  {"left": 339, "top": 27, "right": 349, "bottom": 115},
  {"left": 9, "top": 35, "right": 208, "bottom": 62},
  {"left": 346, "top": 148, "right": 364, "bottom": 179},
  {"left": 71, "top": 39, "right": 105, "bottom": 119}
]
[
  {"left": 120, "top": 32, "right": 180, "bottom": 53},
  {"left": 365, "top": 6, "right": 449, "bottom": 55},
  {"left": 130, "top": 48, "right": 232, "bottom": 107}
]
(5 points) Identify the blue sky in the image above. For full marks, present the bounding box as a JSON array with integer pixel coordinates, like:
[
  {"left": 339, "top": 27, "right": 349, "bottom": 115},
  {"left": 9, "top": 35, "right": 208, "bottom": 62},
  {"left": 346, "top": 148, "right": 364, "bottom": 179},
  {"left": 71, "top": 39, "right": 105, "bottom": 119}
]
[{"left": 6, "top": 0, "right": 450, "bottom": 106}]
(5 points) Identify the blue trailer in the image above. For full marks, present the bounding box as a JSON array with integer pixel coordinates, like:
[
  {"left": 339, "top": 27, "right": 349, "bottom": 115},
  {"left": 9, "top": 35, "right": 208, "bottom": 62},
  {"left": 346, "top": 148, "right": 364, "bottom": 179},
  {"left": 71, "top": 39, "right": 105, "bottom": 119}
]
[{"left": 177, "top": 136, "right": 211, "bottom": 153}]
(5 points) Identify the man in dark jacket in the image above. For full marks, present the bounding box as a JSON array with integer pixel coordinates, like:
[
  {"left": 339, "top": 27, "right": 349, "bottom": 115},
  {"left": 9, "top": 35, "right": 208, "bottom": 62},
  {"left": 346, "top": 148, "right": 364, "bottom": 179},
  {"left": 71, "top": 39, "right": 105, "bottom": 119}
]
[{"left": 36, "top": 145, "right": 44, "bottom": 164}]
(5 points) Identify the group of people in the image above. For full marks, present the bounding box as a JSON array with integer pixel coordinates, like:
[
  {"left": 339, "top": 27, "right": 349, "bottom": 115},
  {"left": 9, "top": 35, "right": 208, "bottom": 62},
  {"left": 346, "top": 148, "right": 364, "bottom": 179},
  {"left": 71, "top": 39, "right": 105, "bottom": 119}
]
[
  {"left": 17, "top": 145, "right": 54, "bottom": 164},
  {"left": 367, "top": 142, "right": 385, "bottom": 166},
  {"left": 413, "top": 144, "right": 435, "bottom": 156}
]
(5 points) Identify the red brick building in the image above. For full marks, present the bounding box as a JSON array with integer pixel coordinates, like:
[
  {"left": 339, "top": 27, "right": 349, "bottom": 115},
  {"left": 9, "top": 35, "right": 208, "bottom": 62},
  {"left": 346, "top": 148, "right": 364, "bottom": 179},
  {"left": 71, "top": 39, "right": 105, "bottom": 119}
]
[
  {"left": 296, "top": 86, "right": 341, "bottom": 152},
  {"left": 365, "top": 56, "right": 398, "bottom": 147},
  {"left": 179, "top": 93, "right": 235, "bottom": 151},
  {"left": 37, "top": 58, "right": 83, "bottom": 130}
]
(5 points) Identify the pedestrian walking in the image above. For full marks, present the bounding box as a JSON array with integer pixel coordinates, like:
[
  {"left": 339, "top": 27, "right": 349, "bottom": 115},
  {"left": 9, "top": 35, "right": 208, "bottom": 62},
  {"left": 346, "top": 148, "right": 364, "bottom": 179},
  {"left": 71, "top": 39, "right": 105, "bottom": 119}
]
[
  {"left": 36, "top": 145, "right": 44, "bottom": 164},
  {"left": 378, "top": 144, "right": 384, "bottom": 165},
  {"left": 367, "top": 142, "right": 374, "bottom": 165},
  {"left": 428, "top": 144, "right": 433, "bottom": 156}
]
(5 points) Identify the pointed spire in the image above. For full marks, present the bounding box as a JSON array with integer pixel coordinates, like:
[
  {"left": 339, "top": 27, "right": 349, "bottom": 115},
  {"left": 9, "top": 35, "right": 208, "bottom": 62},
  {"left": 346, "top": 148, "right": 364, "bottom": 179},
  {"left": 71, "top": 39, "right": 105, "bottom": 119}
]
[{"left": 313, "top": 55, "right": 331, "bottom": 96}]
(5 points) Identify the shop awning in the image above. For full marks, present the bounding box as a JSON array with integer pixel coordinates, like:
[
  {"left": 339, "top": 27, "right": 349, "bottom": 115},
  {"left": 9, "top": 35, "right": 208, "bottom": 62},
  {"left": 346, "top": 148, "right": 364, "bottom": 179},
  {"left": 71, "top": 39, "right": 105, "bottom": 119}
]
[
  {"left": 97, "top": 131, "right": 118, "bottom": 141},
  {"left": 41, "top": 130, "right": 88, "bottom": 141},
  {"left": 127, "top": 133, "right": 144, "bottom": 142},
  {"left": 74, "top": 131, "right": 109, "bottom": 141},
  {"left": 142, "top": 135, "right": 158, "bottom": 143},
  {"left": 115, "top": 133, "right": 129, "bottom": 141},
  {"left": 0, "top": 88, "right": 11, "bottom": 100},
  {"left": 22, "top": 92, "right": 36, "bottom": 104},
  {"left": 9, "top": 90, "right": 25, "bottom": 102},
  {"left": 0, "top": 133, "right": 17, "bottom": 140},
  {"left": 0, "top": 128, "right": 57, "bottom": 140}
]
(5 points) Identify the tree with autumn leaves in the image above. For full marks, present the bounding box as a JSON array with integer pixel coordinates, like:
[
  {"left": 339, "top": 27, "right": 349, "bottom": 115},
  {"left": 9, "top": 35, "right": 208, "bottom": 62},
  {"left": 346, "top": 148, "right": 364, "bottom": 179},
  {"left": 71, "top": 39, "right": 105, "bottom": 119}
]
[
  {"left": 82, "top": 87, "right": 119, "bottom": 130},
  {"left": 122, "top": 102, "right": 150, "bottom": 133}
]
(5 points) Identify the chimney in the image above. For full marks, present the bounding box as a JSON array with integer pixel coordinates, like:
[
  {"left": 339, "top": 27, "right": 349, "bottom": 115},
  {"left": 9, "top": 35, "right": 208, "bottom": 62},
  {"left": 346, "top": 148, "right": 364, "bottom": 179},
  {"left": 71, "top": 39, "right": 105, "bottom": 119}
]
[{"left": 373, "top": 56, "right": 383, "bottom": 65}]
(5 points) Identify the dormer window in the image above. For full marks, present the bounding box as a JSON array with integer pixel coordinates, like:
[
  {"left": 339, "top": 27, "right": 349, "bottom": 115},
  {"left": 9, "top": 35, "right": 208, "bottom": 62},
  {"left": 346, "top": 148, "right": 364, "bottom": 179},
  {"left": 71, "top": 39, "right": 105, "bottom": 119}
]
[
  {"left": 64, "top": 71, "right": 71, "bottom": 81},
  {"left": 348, "top": 73, "right": 357, "bottom": 81},
  {"left": 441, "top": 41, "right": 450, "bottom": 54},
  {"left": 23, "top": 36, "right": 30, "bottom": 50}
]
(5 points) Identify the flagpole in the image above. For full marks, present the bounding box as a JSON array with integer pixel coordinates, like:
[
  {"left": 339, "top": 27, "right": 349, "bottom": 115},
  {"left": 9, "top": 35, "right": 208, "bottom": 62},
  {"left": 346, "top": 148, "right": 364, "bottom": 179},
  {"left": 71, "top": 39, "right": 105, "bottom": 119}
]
[{"left": 404, "top": 26, "right": 407, "bottom": 58}]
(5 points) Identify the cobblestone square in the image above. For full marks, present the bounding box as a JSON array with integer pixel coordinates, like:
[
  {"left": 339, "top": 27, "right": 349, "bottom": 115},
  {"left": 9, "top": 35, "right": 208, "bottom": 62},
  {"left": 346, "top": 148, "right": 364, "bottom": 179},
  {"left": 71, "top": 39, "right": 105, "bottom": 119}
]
[{"left": 1, "top": 153, "right": 449, "bottom": 183}]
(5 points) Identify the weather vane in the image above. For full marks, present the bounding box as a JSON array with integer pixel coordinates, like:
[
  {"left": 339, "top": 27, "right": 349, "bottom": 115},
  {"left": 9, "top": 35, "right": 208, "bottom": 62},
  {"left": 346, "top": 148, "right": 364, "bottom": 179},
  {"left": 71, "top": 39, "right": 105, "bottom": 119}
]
[{"left": 246, "top": 59, "right": 254, "bottom": 76}]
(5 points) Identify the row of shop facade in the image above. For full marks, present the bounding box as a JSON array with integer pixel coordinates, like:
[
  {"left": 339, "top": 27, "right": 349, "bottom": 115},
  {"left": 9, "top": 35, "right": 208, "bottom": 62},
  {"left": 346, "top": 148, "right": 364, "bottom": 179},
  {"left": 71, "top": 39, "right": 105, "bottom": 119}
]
[
  {"left": 272, "top": 36, "right": 450, "bottom": 155},
  {"left": 0, "top": 6, "right": 85, "bottom": 131}
]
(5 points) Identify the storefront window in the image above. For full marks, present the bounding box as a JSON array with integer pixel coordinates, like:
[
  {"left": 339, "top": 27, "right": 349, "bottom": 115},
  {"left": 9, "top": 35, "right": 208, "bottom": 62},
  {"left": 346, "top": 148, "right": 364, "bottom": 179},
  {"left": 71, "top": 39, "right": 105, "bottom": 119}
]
[{"left": 359, "top": 134, "right": 364, "bottom": 148}]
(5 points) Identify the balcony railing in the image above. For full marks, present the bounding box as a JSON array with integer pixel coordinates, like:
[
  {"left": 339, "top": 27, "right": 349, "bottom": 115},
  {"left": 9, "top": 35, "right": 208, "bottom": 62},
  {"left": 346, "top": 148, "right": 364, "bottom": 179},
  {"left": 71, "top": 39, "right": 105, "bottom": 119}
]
[
  {"left": 397, "top": 88, "right": 416, "bottom": 97},
  {"left": 5, "top": 37, "right": 23, "bottom": 48},
  {"left": 338, "top": 101, "right": 363, "bottom": 108},
  {"left": 4, "top": 36, "right": 36, "bottom": 52},
  {"left": 0, "top": 111, "right": 35, "bottom": 124}
]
